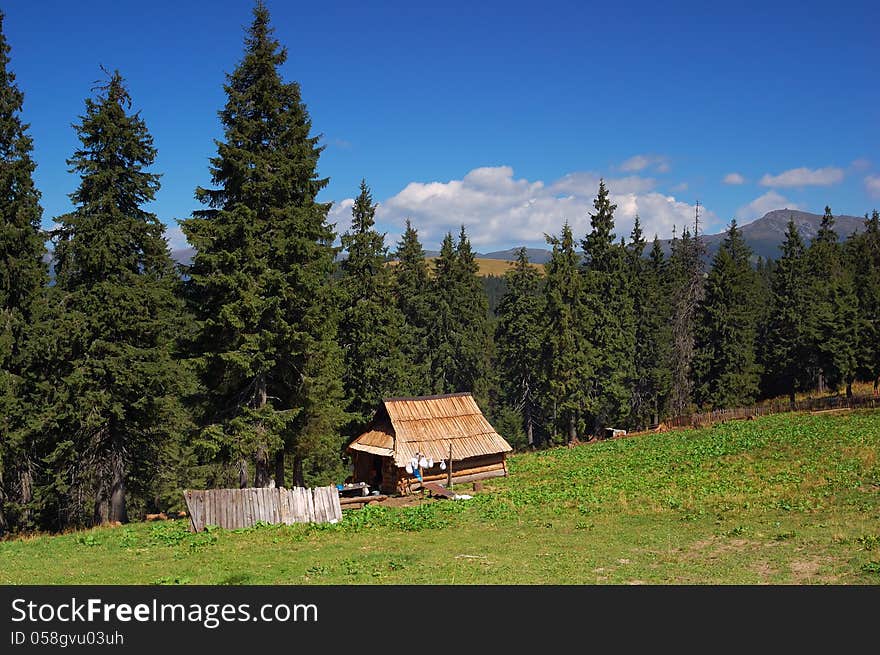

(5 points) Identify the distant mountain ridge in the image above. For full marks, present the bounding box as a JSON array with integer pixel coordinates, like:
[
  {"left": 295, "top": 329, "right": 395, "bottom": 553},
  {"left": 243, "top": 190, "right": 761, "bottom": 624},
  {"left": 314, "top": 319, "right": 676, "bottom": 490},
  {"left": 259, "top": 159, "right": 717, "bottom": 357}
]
[
  {"left": 654, "top": 209, "right": 867, "bottom": 262},
  {"left": 168, "top": 209, "right": 871, "bottom": 268}
]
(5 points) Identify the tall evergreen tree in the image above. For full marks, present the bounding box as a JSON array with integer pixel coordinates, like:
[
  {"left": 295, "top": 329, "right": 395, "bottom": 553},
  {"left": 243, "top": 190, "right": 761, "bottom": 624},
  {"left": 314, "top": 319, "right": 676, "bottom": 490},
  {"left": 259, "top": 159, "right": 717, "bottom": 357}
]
[
  {"left": 338, "top": 180, "right": 411, "bottom": 430},
  {"left": 180, "top": 2, "right": 345, "bottom": 489},
  {"left": 693, "top": 220, "right": 762, "bottom": 408},
  {"left": 630, "top": 233, "right": 672, "bottom": 427},
  {"left": 804, "top": 206, "right": 858, "bottom": 394},
  {"left": 43, "top": 71, "right": 188, "bottom": 526},
  {"left": 428, "top": 232, "right": 457, "bottom": 394},
  {"left": 392, "top": 219, "right": 432, "bottom": 394},
  {"left": 454, "top": 226, "right": 494, "bottom": 405},
  {"left": 762, "top": 219, "right": 810, "bottom": 403},
  {"left": 580, "top": 181, "right": 635, "bottom": 430},
  {"left": 495, "top": 248, "right": 545, "bottom": 446},
  {"left": 427, "top": 227, "right": 493, "bottom": 405},
  {"left": 543, "top": 222, "right": 589, "bottom": 443},
  {"left": 0, "top": 12, "right": 46, "bottom": 534},
  {"left": 850, "top": 210, "right": 880, "bottom": 393}
]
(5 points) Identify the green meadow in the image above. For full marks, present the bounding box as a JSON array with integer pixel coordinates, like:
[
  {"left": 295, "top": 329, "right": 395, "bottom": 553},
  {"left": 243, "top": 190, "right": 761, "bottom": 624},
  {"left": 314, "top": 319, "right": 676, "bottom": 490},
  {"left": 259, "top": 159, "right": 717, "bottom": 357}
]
[{"left": 3, "top": 410, "right": 879, "bottom": 585}]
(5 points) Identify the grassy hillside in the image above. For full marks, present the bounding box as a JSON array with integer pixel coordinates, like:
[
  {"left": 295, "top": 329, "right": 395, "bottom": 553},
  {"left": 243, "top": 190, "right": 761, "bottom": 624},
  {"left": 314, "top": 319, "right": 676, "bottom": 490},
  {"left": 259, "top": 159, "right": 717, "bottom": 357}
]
[{"left": 2, "top": 410, "right": 879, "bottom": 584}]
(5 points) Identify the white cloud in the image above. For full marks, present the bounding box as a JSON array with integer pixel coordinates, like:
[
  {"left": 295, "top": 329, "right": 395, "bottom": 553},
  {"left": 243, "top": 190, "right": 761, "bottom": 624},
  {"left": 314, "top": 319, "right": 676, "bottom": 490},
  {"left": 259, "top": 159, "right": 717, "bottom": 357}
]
[
  {"left": 331, "top": 166, "right": 714, "bottom": 250},
  {"left": 866, "top": 175, "right": 880, "bottom": 198},
  {"left": 735, "top": 191, "right": 798, "bottom": 221},
  {"left": 670, "top": 182, "right": 688, "bottom": 192},
  {"left": 851, "top": 158, "right": 871, "bottom": 171},
  {"left": 164, "top": 222, "right": 189, "bottom": 251},
  {"left": 618, "top": 154, "right": 670, "bottom": 174},
  {"left": 723, "top": 172, "right": 746, "bottom": 185},
  {"left": 759, "top": 166, "right": 844, "bottom": 188}
]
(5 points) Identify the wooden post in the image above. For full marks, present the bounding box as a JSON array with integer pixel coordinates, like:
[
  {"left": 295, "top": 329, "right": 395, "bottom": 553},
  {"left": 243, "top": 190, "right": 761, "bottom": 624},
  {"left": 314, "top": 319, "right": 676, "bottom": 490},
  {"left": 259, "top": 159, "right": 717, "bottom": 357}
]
[{"left": 447, "top": 443, "right": 453, "bottom": 489}]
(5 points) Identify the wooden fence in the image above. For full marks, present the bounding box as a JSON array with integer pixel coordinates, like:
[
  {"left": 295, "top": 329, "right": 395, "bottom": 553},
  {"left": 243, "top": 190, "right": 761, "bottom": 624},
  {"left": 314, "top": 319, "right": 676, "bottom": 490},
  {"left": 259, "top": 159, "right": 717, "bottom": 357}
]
[
  {"left": 183, "top": 485, "right": 342, "bottom": 533},
  {"left": 662, "top": 393, "right": 880, "bottom": 431}
]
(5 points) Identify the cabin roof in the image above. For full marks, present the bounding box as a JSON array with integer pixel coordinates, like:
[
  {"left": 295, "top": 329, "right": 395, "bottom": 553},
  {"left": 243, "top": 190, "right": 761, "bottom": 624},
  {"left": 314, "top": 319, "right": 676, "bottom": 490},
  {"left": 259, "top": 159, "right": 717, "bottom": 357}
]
[{"left": 347, "top": 393, "right": 512, "bottom": 466}]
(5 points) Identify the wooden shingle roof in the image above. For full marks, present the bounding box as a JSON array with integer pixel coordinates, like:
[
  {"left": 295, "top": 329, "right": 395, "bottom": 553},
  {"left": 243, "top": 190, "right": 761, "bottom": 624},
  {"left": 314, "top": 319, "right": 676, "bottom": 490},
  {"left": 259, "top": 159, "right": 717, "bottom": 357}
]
[{"left": 348, "top": 393, "right": 512, "bottom": 466}]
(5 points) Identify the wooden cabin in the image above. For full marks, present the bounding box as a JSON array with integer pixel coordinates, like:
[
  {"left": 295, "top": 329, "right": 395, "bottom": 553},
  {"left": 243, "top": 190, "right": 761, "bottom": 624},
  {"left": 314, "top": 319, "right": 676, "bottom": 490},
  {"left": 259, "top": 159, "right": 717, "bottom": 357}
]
[{"left": 347, "top": 393, "right": 513, "bottom": 495}]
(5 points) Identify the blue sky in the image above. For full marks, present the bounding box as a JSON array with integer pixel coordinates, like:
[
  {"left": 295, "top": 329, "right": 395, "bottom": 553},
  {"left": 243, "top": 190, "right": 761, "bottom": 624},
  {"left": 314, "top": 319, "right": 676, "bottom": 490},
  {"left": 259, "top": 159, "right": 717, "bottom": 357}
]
[{"left": 5, "top": 0, "right": 878, "bottom": 252}]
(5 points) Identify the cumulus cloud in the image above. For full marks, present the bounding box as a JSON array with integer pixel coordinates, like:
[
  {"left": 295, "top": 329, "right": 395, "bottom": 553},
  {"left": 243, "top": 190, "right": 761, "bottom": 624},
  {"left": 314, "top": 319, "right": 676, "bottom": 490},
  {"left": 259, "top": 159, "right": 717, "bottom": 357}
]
[
  {"left": 723, "top": 172, "right": 746, "bottom": 185},
  {"left": 164, "top": 223, "right": 189, "bottom": 251},
  {"left": 618, "top": 154, "right": 670, "bottom": 174},
  {"left": 866, "top": 175, "right": 880, "bottom": 198},
  {"left": 735, "top": 191, "right": 798, "bottom": 221},
  {"left": 330, "top": 166, "right": 714, "bottom": 250},
  {"left": 759, "top": 166, "right": 844, "bottom": 188}
]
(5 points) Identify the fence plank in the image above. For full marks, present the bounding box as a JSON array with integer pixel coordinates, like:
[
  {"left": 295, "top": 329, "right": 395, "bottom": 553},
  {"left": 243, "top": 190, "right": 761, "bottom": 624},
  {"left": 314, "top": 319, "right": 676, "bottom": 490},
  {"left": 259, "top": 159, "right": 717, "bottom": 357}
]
[
  {"left": 657, "top": 393, "right": 878, "bottom": 435},
  {"left": 183, "top": 485, "right": 345, "bottom": 532}
]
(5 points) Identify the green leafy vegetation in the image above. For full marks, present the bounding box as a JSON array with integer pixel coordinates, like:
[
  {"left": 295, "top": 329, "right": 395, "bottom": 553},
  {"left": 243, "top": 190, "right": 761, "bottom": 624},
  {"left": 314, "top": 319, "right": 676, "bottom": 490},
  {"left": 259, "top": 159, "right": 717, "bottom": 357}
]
[
  {"left": 0, "top": 2, "right": 878, "bottom": 540},
  {"left": 2, "top": 411, "right": 878, "bottom": 584}
]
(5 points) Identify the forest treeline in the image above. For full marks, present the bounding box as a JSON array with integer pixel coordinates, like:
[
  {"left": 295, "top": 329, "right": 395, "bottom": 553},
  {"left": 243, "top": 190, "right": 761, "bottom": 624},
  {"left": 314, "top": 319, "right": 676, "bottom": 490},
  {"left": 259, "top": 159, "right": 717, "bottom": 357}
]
[{"left": 1, "top": 5, "right": 879, "bottom": 534}]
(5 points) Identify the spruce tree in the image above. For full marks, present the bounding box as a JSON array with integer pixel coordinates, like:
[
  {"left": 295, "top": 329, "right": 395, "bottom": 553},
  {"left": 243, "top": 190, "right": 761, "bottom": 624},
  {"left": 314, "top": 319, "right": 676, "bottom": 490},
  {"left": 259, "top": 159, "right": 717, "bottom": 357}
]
[
  {"left": 180, "top": 2, "right": 345, "bottom": 488},
  {"left": 693, "top": 220, "right": 761, "bottom": 408},
  {"left": 428, "top": 232, "right": 457, "bottom": 394},
  {"left": 543, "top": 222, "right": 590, "bottom": 443},
  {"left": 393, "top": 221, "right": 431, "bottom": 386},
  {"left": 495, "top": 248, "right": 545, "bottom": 446},
  {"left": 45, "top": 71, "right": 188, "bottom": 526},
  {"left": 763, "top": 219, "right": 810, "bottom": 402},
  {"left": 454, "top": 226, "right": 493, "bottom": 405},
  {"left": 0, "top": 12, "right": 46, "bottom": 533},
  {"left": 580, "top": 181, "right": 635, "bottom": 431},
  {"left": 392, "top": 219, "right": 432, "bottom": 394},
  {"left": 631, "top": 233, "right": 672, "bottom": 427},
  {"left": 427, "top": 227, "right": 493, "bottom": 405},
  {"left": 850, "top": 210, "right": 880, "bottom": 393},
  {"left": 804, "top": 206, "right": 858, "bottom": 394},
  {"left": 338, "top": 180, "right": 411, "bottom": 430}
]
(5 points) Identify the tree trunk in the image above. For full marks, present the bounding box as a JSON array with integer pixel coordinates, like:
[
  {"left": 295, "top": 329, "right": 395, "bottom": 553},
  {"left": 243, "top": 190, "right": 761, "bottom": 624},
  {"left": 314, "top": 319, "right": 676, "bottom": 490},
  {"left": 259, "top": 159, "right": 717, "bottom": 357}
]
[
  {"left": 292, "top": 454, "right": 305, "bottom": 488},
  {"left": 552, "top": 401, "right": 558, "bottom": 444},
  {"left": 817, "top": 370, "right": 825, "bottom": 395},
  {"left": 525, "top": 400, "right": 534, "bottom": 447},
  {"left": 238, "top": 458, "right": 249, "bottom": 489},
  {"left": 788, "top": 386, "right": 796, "bottom": 406},
  {"left": 252, "top": 375, "right": 271, "bottom": 488},
  {"left": 274, "top": 449, "right": 285, "bottom": 488},
  {"left": 93, "top": 476, "right": 109, "bottom": 526},
  {"left": 254, "top": 445, "right": 271, "bottom": 488},
  {"left": 19, "top": 462, "right": 33, "bottom": 526},
  {"left": 846, "top": 380, "right": 853, "bottom": 399},
  {"left": 567, "top": 412, "right": 577, "bottom": 444},
  {"left": 108, "top": 433, "right": 127, "bottom": 524},
  {"left": 874, "top": 376, "right": 879, "bottom": 396},
  {"left": 0, "top": 468, "right": 7, "bottom": 537}
]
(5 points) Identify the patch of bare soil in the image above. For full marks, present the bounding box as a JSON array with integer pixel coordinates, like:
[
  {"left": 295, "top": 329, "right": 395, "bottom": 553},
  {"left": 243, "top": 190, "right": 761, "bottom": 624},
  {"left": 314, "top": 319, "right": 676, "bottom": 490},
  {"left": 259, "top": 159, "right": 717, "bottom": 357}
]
[
  {"left": 372, "top": 494, "right": 434, "bottom": 508},
  {"left": 680, "top": 537, "right": 761, "bottom": 560},
  {"left": 750, "top": 559, "right": 777, "bottom": 583},
  {"left": 789, "top": 558, "right": 820, "bottom": 581}
]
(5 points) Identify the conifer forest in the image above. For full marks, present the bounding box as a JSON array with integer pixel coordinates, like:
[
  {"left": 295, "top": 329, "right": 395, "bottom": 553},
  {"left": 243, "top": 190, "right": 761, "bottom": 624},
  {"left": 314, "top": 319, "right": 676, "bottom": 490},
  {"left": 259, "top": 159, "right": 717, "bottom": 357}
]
[{"left": 1, "top": 4, "right": 878, "bottom": 534}]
